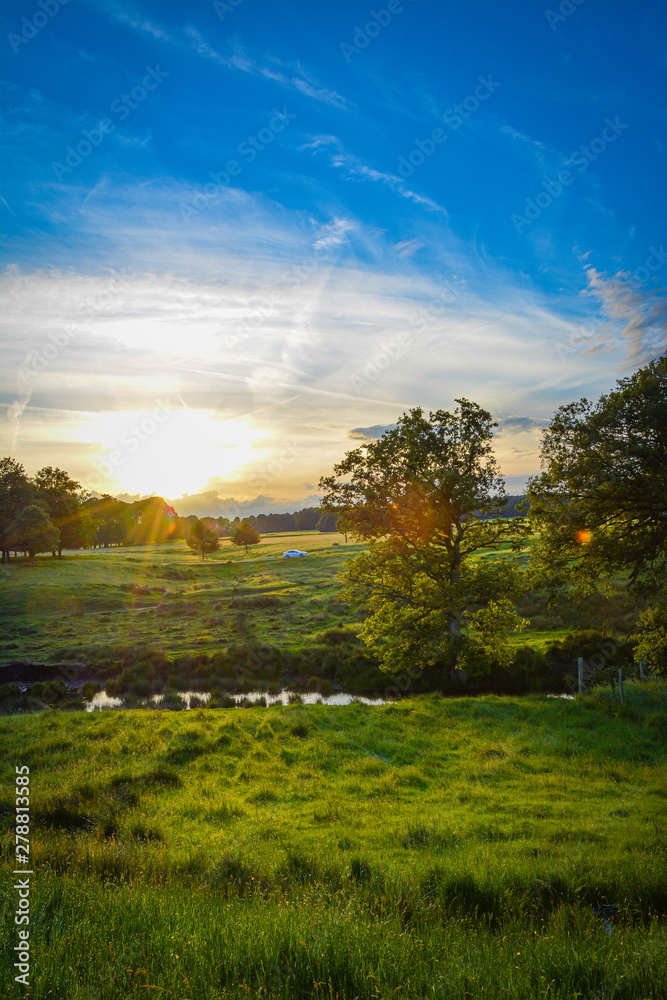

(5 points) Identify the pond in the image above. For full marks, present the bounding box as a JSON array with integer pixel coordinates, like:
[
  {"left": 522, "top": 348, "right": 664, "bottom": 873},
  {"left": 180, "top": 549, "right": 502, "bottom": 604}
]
[{"left": 84, "top": 689, "right": 385, "bottom": 711}]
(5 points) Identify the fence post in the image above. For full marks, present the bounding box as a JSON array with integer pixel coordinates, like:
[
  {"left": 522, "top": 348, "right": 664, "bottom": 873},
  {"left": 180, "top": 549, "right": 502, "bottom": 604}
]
[
  {"left": 639, "top": 660, "right": 645, "bottom": 683},
  {"left": 618, "top": 668, "right": 624, "bottom": 705},
  {"left": 578, "top": 657, "right": 583, "bottom": 694}
]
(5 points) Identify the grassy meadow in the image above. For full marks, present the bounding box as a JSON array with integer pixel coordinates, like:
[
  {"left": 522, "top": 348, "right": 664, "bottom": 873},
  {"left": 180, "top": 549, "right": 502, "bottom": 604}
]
[
  {"left": 1, "top": 685, "right": 666, "bottom": 997},
  {"left": 0, "top": 532, "right": 367, "bottom": 665},
  {"left": 1, "top": 531, "right": 665, "bottom": 996},
  {"left": 0, "top": 530, "right": 641, "bottom": 690}
]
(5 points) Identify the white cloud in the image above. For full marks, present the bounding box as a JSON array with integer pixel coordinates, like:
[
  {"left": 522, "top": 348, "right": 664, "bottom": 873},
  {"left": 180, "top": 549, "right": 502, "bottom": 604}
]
[{"left": 583, "top": 267, "right": 667, "bottom": 364}]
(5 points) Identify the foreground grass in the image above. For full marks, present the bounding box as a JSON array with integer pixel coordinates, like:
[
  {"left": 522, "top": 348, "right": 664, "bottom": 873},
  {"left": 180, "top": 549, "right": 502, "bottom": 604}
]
[{"left": 1, "top": 684, "right": 666, "bottom": 997}]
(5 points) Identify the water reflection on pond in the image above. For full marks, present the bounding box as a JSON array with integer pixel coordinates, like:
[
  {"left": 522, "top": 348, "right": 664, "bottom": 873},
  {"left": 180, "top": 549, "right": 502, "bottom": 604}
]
[{"left": 85, "top": 689, "right": 384, "bottom": 711}]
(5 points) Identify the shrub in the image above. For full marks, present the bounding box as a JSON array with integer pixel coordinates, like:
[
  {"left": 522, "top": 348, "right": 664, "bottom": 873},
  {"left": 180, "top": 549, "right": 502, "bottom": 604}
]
[
  {"left": 81, "top": 681, "right": 102, "bottom": 700},
  {"left": 105, "top": 679, "right": 122, "bottom": 698}
]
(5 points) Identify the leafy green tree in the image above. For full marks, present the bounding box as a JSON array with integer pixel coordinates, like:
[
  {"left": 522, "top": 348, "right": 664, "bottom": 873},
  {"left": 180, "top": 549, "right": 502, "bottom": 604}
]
[
  {"left": 8, "top": 504, "right": 60, "bottom": 563},
  {"left": 319, "top": 401, "right": 528, "bottom": 677},
  {"left": 33, "top": 465, "right": 84, "bottom": 556},
  {"left": 186, "top": 518, "right": 220, "bottom": 561},
  {"left": 527, "top": 353, "right": 667, "bottom": 595},
  {"left": 0, "top": 457, "right": 34, "bottom": 562},
  {"left": 231, "top": 519, "right": 261, "bottom": 555},
  {"left": 634, "top": 602, "right": 667, "bottom": 675},
  {"left": 294, "top": 508, "right": 320, "bottom": 530}
]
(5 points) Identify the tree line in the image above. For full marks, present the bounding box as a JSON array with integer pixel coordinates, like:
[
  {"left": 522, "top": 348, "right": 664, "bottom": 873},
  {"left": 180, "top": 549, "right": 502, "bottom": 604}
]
[{"left": 0, "top": 461, "right": 349, "bottom": 563}]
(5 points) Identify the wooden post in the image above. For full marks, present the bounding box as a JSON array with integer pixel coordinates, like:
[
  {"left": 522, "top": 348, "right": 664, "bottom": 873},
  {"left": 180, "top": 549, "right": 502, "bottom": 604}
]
[
  {"left": 639, "top": 660, "right": 645, "bottom": 683},
  {"left": 618, "top": 668, "right": 624, "bottom": 705},
  {"left": 578, "top": 657, "right": 583, "bottom": 694}
]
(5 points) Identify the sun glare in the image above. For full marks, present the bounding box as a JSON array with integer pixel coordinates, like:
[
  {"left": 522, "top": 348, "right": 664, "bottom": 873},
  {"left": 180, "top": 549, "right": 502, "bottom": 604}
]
[{"left": 87, "top": 407, "right": 257, "bottom": 498}]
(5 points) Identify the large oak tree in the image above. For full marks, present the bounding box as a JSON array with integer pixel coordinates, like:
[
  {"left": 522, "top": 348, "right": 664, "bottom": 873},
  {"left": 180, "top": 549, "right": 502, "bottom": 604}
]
[{"left": 319, "top": 401, "right": 529, "bottom": 678}]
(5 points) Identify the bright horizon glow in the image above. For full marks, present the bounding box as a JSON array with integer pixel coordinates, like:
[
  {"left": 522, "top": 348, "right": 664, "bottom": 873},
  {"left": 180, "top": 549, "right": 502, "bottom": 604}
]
[{"left": 84, "top": 408, "right": 259, "bottom": 499}]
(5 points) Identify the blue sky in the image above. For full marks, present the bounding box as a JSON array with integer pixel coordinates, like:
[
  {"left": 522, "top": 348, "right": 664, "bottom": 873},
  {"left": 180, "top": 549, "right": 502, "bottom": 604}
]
[{"left": 1, "top": 0, "right": 666, "bottom": 514}]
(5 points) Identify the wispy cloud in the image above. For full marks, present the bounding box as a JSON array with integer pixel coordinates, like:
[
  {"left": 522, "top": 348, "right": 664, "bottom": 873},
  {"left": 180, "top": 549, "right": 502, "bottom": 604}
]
[
  {"left": 313, "top": 218, "right": 355, "bottom": 251},
  {"left": 300, "top": 137, "right": 447, "bottom": 214},
  {"left": 290, "top": 72, "right": 347, "bottom": 110},
  {"left": 584, "top": 267, "right": 667, "bottom": 364},
  {"left": 183, "top": 27, "right": 348, "bottom": 109},
  {"left": 112, "top": 9, "right": 172, "bottom": 41}
]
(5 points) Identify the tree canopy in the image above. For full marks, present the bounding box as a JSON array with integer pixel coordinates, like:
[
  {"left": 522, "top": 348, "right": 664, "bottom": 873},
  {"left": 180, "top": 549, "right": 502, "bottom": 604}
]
[
  {"left": 319, "top": 401, "right": 528, "bottom": 677},
  {"left": 33, "top": 465, "right": 89, "bottom": 556},
  {"left": 231, "top": 519, "right": 261, "bottom": 554},
  {"left": 9, "top": 504, "right": 60, "bottom": 562},
  {"left": 186, "top": 518, "right": 220, "bottom": 561},
  {"left": 527, "top": 353, "right": 667, "bottom": 595}
]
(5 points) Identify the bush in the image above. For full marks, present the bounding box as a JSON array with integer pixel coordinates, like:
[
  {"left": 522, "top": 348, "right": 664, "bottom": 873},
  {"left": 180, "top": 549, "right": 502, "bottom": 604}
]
[
  {"left": 81, "top": 681, "right": 102, "bottom": 700},
  {"left": 634, "top": 602, "right": 667, "bottom": 675},
  {"left": 105, "top": 679, "right": 122, "bottom": 698}
]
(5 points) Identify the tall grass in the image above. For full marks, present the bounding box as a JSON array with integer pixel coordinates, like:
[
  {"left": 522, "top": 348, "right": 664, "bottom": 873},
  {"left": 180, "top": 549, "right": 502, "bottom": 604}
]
[{"left": 1, "top": 684, "right": 666, "bottom": 996}]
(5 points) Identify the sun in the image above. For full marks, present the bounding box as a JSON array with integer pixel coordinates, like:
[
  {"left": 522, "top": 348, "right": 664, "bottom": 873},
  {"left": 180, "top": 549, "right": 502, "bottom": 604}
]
[{"left": 88, "top": 407, "right": 257, "bottom": 498}]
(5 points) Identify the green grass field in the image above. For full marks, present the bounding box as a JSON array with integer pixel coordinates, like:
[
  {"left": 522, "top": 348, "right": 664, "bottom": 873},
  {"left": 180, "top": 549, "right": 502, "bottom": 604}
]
[
  {"left": 0, "top": 532, "right": 639, "bottom": 674},
  {"left": 1, "top": 685, "right": 666, "bottom": 997},
  {"left": 0, "top": 533, "right": 368, "bottom": 665}
]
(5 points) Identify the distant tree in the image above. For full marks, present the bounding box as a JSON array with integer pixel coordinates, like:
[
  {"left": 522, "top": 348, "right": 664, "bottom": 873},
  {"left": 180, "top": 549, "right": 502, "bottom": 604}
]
[
  {"left": 83, "top": 495, "right": 128, "bottom": 547},
  {"left": 294, "top": 507, "right": 321, "bottom": 530},
  {"left": 528, "top": 353, "right": 667, "bottom": 596},
  {"left": 8, "top": 504, "right": 60, "bottom": 564},
  {"left": 129, "top": 497, "right": 180, "bottom": 545},
  {"left": 316, "top": 511, "right": 338, "bottom": 532},
  {"left": 0, "top": 457, "right": 34, "bottom": 562},
  {"left": 33, "top": 465, "right": 84, "bottom": 557},
  {"left": 231, "top": 519, "right": 261, "bottom": 555},
  {"left": 187, "top": 518, "right": 220, "bottom": 561}
]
